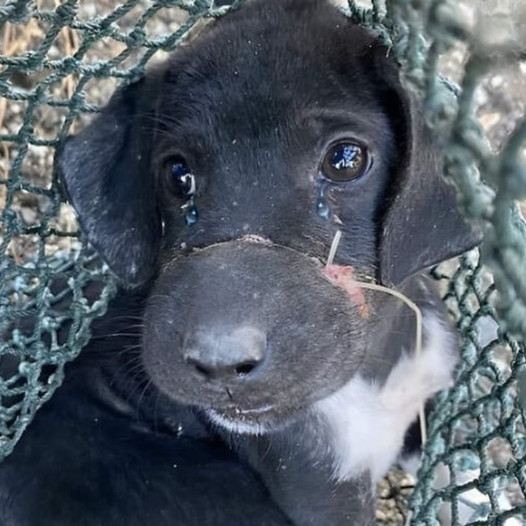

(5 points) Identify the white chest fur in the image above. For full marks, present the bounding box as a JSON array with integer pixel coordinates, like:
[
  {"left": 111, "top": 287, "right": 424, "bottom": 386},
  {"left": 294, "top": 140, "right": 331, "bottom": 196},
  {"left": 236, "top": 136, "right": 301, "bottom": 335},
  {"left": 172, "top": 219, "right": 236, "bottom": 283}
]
[{"left": 314, "top": 312, "right": 457, "bottom": 482}]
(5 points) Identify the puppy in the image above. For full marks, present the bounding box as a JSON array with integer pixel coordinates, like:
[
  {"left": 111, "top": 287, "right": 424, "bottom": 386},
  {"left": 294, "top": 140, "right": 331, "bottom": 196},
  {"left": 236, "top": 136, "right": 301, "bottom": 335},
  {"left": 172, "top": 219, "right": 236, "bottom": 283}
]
[{"left": 0, "top": 0, "right": 480, "bottom": 524}]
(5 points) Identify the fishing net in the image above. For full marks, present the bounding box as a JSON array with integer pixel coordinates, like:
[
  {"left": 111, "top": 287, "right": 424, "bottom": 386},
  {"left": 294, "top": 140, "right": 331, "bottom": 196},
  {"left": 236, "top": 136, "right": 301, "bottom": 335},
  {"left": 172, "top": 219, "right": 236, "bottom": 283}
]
[{"left": 0, "top": 1, "right": 525, "bottom": 524}]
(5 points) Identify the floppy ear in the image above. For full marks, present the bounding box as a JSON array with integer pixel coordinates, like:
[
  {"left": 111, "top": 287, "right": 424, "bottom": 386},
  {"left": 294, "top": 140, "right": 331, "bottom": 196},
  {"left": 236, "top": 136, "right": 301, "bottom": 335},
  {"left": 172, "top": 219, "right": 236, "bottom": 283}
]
[
  {"left": 58, "top": 72, "right": 163, "bottom": 287},
  {"left": 377, "top": 57, "right": 483, "bottom": 286}
]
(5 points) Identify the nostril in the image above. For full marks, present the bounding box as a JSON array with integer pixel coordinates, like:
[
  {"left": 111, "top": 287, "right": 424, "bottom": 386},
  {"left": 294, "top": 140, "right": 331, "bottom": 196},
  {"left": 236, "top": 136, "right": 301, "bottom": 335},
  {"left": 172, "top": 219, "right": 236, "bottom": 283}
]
[
  {"left": 194, "top": 363, "right": 211, "bottom": 377},
  {"left": 234, "top": 361, "right": 258, "bottom": 377},
  {"left": 186, "top": 357, "right": 212, "bottom": 379},
  {"left": 186, "top": 355, "right": 260, "bottom": 380}
]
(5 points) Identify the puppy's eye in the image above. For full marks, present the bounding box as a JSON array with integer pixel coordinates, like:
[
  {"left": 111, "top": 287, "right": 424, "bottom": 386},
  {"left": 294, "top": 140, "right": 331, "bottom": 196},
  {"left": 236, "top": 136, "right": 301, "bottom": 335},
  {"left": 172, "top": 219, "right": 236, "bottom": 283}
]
[
  {"left": 170, "top": 159, "right": 196, "bottom": 197},
  {"left": 321, "top": 142, "right": 368, "bottom": 182}
]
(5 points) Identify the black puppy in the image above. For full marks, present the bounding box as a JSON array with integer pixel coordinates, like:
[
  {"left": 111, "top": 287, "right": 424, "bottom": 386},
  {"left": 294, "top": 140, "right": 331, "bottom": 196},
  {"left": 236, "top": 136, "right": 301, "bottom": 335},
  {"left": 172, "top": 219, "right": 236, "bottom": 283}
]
[{"left": 0, "top": 0, "right": 479, "bottom": 524}]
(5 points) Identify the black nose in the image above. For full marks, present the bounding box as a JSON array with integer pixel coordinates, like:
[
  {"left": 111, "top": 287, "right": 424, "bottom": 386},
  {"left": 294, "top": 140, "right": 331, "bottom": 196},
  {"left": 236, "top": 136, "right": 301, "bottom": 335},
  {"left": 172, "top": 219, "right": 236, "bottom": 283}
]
[{"left": 183, "top": 326, "right": 267, "bottom": 381}]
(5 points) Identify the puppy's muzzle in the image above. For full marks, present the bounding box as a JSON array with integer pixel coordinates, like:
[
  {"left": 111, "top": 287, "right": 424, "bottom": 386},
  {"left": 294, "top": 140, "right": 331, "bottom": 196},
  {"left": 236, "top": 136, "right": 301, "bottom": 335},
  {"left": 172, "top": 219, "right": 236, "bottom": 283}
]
[{"left": 142, "top": 238, "right": 366, "bottom": 423}]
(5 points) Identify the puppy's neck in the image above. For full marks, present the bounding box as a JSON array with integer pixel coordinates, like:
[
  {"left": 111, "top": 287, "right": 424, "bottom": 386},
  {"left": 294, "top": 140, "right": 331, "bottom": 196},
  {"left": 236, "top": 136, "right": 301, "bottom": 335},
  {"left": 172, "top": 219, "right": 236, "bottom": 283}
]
[{"left": 314, "top": 303, "right": 457, "bottom": 482}]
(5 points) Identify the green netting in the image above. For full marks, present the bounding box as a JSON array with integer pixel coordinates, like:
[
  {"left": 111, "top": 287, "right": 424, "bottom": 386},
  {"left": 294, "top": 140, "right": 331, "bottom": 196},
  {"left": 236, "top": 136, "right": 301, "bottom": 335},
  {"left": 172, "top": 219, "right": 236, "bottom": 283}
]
[
  {"left": 0, "top": 1, "right": 525, "bottom": 525},
  {"left": 0, "top": 0, "right": 227, "bottom": 460}
]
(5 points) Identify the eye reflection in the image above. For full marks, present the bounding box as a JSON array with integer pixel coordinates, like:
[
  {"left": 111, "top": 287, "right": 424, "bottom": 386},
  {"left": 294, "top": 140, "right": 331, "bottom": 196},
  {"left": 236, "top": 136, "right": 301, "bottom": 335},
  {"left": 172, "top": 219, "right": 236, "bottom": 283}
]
[
  {"left": 166, "top": 158, "right": 199, "bottom": 226},
  {"left": 321, "top": 142, "right": 368, "bottom": 182},
  {"left": 170, "top": 160, "right": 196, "bottom": 197}
]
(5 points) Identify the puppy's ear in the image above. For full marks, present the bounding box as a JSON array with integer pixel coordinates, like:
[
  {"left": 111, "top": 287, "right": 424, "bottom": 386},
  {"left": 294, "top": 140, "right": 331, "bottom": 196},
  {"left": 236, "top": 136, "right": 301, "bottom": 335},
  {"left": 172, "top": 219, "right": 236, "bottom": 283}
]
[
  {"left": 376, "top": 53, "right": 482, "bottom": 286},
  {"left": 58, "top": 72, "right": 163, "bottom": 286}
]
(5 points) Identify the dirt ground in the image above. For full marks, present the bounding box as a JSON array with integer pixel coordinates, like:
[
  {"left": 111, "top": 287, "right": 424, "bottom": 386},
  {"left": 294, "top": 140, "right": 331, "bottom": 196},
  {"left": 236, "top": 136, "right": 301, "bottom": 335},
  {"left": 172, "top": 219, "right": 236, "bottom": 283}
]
[{"left": 1, "top": 1, "right": 525, "bottom": 525}]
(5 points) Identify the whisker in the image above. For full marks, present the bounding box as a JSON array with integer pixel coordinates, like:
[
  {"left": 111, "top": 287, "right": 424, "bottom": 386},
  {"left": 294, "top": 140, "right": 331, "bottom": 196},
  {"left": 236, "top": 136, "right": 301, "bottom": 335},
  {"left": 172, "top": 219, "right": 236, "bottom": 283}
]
[
  {"left": 90, "top": 332, "right": 142, "bottom": 341},
  {"left": 136, "top": 379, "right": 154, "bottom": 417},
  {"left": 105, "top": 315, "right": 145, "bottom": 322},
  {"left": 153, "top": 390, "right": 162, "bottom": 433}
]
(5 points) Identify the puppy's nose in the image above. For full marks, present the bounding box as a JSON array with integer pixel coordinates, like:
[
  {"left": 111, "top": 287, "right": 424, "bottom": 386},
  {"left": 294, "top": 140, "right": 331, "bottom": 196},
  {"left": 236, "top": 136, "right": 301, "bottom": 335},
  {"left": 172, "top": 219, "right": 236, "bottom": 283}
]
[{"left": 183, "top": 326, "right": 267, "bottom": 381}]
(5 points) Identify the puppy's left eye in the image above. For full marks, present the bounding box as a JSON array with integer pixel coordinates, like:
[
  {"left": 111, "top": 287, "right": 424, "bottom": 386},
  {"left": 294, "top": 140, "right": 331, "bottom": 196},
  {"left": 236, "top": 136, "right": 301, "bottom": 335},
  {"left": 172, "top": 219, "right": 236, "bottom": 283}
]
[
  {"left": 321, "top": 142, "right": 368, "bottom": 182},
  {"left": 170, "top": 158, "right": 196, "bottom": 197}
]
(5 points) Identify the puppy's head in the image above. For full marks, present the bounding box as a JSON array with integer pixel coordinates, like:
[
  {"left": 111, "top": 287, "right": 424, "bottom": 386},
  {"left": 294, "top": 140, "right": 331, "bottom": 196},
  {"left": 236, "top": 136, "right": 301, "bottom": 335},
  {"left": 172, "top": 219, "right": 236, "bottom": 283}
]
[{"left": 58, "top": 0, "right": 479, "bottom": 432}]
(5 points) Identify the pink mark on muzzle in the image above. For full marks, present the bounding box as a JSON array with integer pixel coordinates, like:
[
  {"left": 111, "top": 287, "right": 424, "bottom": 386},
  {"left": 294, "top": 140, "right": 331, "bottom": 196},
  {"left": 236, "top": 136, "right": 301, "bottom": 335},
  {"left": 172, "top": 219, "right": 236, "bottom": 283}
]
[{"left": 323, "top": 264, "right": 370, "bottom": 319}]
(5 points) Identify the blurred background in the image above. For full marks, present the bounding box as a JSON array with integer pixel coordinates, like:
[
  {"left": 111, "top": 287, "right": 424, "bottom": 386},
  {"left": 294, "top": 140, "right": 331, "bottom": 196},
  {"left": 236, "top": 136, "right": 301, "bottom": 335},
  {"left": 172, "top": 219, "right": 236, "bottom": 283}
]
[
  {"left": 1, "top": 0, "right": 524, "bottom": 265},
  {"left": 1, "top": 1, "right": 525, "bottom": 524}
]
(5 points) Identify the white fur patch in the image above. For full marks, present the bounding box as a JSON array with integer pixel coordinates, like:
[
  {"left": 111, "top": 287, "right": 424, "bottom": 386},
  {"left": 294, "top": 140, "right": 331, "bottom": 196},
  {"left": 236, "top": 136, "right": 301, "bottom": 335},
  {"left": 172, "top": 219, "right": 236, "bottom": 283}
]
[{"left": 315, "top": 311, "right": 457, "bottom": 482}]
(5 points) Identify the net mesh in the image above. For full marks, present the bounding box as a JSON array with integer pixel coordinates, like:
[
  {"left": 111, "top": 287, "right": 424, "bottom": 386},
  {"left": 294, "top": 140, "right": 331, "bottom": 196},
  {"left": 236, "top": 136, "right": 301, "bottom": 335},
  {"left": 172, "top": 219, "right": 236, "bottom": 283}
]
[{"left": 0, "top": 1, "right": 525, "bottom": 524}]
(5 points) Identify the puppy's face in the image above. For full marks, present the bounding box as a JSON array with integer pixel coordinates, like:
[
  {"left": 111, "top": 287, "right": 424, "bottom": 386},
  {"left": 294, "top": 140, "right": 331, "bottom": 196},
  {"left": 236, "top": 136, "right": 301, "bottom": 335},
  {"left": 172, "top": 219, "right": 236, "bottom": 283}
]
[{"left": 59, "top": 0, "right": 478, "bottom": 432}]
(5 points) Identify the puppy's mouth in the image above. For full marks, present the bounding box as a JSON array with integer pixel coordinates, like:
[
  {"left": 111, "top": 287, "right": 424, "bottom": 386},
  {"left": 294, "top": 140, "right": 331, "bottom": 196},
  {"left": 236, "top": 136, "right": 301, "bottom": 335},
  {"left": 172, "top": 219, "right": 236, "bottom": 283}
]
[{"left": 207, "top": 403, "right": 292, "bottom": 434}]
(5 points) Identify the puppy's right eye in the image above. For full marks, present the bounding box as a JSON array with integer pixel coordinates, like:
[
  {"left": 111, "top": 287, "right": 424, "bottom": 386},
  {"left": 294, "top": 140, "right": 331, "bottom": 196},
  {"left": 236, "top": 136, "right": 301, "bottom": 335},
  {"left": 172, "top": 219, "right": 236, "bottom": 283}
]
[{"left": 169, "top": 158, "right": 196, "bottom": 197}]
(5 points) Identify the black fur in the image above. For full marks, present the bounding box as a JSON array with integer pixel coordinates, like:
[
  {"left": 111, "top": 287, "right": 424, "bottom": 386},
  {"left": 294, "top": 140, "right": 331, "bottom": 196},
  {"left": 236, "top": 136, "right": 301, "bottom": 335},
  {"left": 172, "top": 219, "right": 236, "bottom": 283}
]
[{"left": 0, "top": 1, "right": 480, "bottom": 524}]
